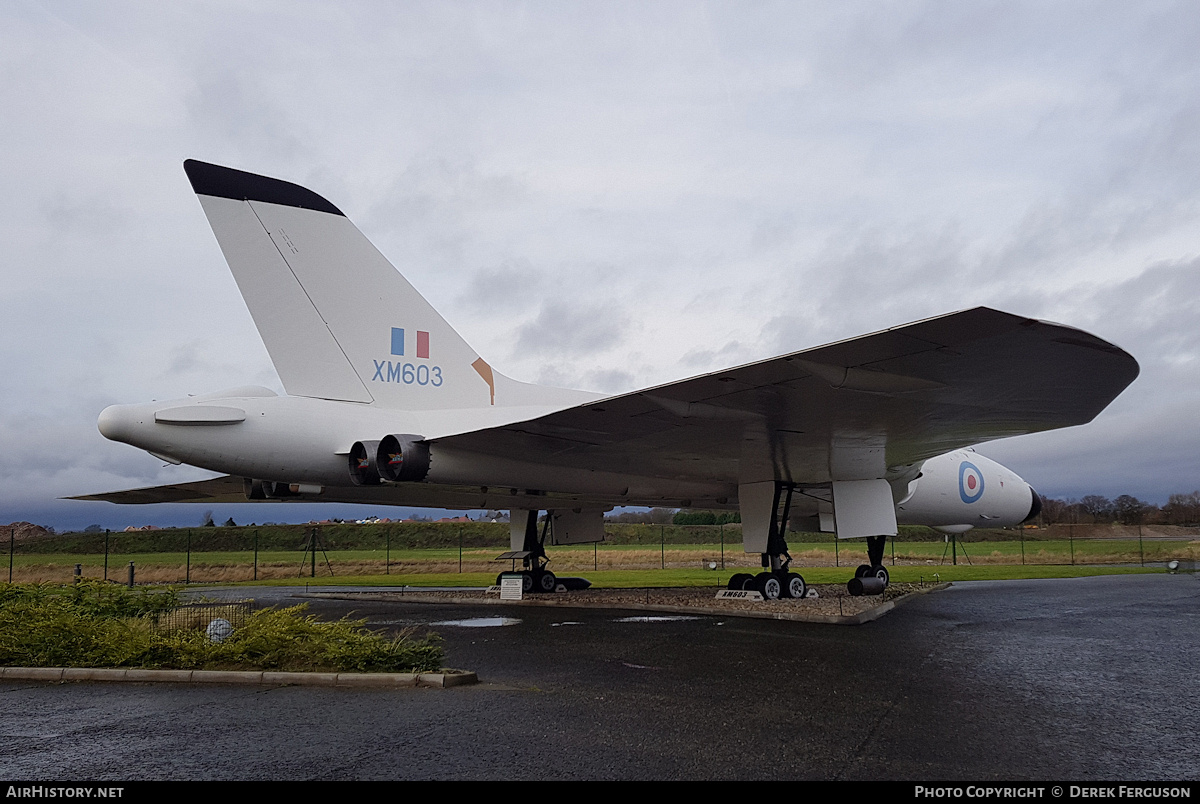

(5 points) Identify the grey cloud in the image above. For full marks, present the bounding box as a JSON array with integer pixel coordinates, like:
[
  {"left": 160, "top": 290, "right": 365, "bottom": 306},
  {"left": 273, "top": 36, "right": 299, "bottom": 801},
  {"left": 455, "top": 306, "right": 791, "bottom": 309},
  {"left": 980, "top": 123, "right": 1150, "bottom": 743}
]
[
  {"left": 680, "top": 340, "right": 751, "bottom": 370},
  {"left": 514, "top": 301, "right": 628, "bottom": 358},
  {"left": 457, "top": 259, "right": 543, "bottom": 311},
  {"left": 6, "top": 2, "right": 1200, "bottom": 528},
  {"left": 185, "top": 71, "right": 310, "bottom": 164},
  {"left": 530, "top": 364, "right": 639, "bottom": 396},
  {"left": 580, "top": 367, "right": 638, "bottom": 394}
]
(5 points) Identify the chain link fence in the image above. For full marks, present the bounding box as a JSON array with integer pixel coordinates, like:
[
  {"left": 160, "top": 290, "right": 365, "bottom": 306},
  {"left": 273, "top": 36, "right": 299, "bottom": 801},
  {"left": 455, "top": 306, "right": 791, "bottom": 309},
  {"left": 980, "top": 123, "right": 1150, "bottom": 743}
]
[{"left": 4, "top": 522, "right": 1198, "bottom": 583}]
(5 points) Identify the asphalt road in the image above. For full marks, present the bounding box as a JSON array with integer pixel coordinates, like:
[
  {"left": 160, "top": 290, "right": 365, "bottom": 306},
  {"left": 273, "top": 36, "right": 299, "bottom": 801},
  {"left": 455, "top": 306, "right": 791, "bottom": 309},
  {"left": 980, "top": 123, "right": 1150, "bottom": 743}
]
[{"left": 1, "top": 574, "right": 1196, "bottom": 780}]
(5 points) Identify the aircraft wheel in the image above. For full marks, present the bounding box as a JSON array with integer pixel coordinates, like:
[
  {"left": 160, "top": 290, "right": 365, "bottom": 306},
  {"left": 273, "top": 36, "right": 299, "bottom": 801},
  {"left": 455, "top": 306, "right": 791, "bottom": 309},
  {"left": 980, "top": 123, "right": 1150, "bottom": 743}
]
[
  {"left": 520, "top": 572, "right": 535, "bottom": 594},
  {"left": 784, "top": 572, "right": 806, "bottom": 599},
  {"left": 727, "top": 573, "right": 752, "bottom": 591},
  {"left": 496, "top": 572, "right": 505, "bottom": 586},
  {"left": 872, "top": 565, "right": 889, "bottom": 586},
  {"left": 537, "top": 570, "right": 558, "bottom": 593},
  {"left": 854, "top": 564, "right": 873, "bottom": 578},
  {"left": 756, "top": 572, "right": 781, "bottom": 600}
]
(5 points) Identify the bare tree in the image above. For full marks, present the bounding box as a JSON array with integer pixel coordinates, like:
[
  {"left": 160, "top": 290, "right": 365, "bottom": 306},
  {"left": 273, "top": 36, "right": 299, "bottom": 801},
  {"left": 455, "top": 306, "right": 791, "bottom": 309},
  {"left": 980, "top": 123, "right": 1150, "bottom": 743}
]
[
  {"left": 1165, "top": 491, "right": 1200, "bottom": 525},
  {"left": 1113, "top": 495, "right": 1148, "bottom": 525},
  {"left": 1080, "top": 495, "right": 1113, "bottom": 523}
]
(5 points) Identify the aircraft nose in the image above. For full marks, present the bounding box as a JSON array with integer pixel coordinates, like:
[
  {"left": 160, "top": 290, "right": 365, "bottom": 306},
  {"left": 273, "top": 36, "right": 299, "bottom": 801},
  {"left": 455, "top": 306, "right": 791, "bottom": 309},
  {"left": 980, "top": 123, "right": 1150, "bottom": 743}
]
[
  {"left": 97, "top": 404, "right": 134, "bottom": 443},
  {"left": 1022, "top": 485, "right": 1043, "bottom": 523}
]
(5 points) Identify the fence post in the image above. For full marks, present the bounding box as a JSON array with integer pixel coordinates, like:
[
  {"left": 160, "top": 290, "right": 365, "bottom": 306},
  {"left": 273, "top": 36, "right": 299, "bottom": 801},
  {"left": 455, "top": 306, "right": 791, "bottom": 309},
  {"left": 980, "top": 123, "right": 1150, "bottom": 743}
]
[
  {"left": 1070, "top": 529, "right": 1075, "bottom": 566},
  {"left": 186, "top": 529, "right": 192, "bottom": 584},
  {"left": 661, "top": 525, "right": 665, "bottom": 570},
  {"left": 1021, "top": 530, "right": 1025, "bottom": 565},
  {"left": 8, "top": 526, "right": 13, "bottom": 583},
  {"left": 254, "top": 529, "right": 259, "bottom": 582},
  {"left": 104, "top": 529, "right": 110, "bottom": 581},
  {"left": 719, "top": 523, "right": 724, "bottom": 570},
  {"left": 128, "top": 562, "right": 135, "bottom": 588},
  {"left": 458, "top": 526, "right": 463, "bottom": 573},
  {"left": 1138, "top": 524, "right": 1144, "bottom": 567},
  {"left": 386, "top": 527, "right": 391, "bottom": 576},
  {"left": 834, "top": 534, "right": 838, "bottom": 567},
  {"left": 74, "top": 563, "right": 81, "bottom": 585}
]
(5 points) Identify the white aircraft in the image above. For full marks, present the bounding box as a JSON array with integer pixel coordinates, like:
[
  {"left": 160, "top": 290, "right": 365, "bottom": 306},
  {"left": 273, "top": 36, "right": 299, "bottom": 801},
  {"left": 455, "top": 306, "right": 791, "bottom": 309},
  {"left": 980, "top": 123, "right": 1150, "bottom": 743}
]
[{"left": 77, "top": 160, "right": 1140, "bottom": 599}]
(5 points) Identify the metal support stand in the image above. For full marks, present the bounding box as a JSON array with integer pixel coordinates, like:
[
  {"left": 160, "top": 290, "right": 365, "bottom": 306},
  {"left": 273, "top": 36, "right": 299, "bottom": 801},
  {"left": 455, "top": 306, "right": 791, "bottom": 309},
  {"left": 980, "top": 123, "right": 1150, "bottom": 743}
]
[
  {"left": 299, "top": 527, "right": 335, "bottom": 578},
  {"left": 939, "top": 533, "right": 972, "bottom": 566}
]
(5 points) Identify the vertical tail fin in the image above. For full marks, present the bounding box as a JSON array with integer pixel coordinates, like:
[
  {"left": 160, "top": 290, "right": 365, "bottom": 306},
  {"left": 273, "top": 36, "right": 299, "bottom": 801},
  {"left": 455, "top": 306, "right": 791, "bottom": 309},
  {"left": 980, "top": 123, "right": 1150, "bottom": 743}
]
[{"left": 184, "top": 160, "right": 503, "bottom": 409}]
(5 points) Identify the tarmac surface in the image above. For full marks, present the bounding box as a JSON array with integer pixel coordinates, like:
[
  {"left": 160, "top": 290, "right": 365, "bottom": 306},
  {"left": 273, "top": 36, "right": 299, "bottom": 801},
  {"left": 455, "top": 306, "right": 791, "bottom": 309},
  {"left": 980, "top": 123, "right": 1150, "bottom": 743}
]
[{"left": 0, "top": 573, "right": 1196, "bottom": 781}]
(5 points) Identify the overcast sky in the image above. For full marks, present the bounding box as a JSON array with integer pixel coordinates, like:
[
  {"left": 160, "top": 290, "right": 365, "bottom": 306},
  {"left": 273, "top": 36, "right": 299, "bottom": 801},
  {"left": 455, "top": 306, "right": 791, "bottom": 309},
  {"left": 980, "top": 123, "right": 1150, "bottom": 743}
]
[{"left": 3, "top": 1, "right": 1198, "bottom": 530}]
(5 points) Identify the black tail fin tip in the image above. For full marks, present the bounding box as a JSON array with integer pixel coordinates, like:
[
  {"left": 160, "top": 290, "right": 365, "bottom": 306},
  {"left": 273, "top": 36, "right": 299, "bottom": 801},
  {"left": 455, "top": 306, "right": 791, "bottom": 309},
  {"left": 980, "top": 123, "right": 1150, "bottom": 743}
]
[{"left": 182, "top": 160, "right": 344, "bottom": 216}]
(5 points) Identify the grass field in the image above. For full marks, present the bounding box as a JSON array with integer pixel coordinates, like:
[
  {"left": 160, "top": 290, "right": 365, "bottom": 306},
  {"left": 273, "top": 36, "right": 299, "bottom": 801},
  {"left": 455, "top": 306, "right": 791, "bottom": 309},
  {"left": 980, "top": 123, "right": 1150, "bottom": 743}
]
[
  {"left": 233, "top": 564, "right": 1163, "bottom": 588},
  {"left": 5, "top": 538, "right": 1192, "bottom": 585}
]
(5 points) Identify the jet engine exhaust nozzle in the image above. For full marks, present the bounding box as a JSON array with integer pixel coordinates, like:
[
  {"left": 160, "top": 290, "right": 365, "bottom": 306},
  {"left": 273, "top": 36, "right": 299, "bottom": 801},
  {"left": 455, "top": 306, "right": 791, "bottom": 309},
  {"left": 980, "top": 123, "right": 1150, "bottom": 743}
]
[{"left": 376, "top": 434, "right": 431, "bottom": 483}]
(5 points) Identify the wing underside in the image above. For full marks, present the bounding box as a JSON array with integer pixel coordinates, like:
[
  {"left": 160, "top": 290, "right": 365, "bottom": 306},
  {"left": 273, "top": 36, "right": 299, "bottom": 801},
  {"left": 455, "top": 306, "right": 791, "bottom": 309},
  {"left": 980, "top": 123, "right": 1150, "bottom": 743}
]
[
  {"left": 69, "top": 476, "right": 631, "bottom": 510},
  {"left": 427, "top": 307, "right": 1139, "bottom": 488}
]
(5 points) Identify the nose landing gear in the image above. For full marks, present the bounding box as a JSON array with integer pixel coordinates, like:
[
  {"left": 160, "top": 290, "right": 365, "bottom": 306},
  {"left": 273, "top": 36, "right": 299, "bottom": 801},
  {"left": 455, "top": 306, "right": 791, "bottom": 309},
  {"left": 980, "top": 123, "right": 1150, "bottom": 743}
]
[{"left": 847, "top": 535, "right": 890, "bottom": 596}]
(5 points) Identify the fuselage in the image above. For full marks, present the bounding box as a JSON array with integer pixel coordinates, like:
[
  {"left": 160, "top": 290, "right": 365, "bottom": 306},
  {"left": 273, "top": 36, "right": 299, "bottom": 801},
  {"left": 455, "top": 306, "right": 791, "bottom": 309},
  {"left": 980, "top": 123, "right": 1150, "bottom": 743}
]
[{"left": 98, "top": 387, "right": 1040, "bottom": 532}]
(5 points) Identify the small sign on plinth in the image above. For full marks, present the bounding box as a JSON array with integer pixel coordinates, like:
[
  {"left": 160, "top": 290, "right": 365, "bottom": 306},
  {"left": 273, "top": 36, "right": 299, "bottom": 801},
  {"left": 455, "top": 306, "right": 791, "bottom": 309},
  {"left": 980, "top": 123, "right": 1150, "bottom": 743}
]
[
  {"left": 500, "top": 576, "right": 524, "bottom": 600},
  {"left": 716, "top": 589, "right": 763, "bottom": 601}
]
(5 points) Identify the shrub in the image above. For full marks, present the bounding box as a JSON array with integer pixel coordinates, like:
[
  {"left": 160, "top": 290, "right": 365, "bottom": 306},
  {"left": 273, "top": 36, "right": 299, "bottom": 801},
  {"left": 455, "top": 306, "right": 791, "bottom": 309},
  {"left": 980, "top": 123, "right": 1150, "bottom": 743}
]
[{"left": 0, "top": 583, "right": 443, "bottom": 673}]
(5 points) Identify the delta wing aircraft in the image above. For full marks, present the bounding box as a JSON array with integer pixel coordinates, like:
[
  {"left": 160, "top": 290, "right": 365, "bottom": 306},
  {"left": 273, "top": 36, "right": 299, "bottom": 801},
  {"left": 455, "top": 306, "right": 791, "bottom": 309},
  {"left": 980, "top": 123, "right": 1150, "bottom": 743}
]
[{"left": 77, "top": 160, "right": 1140, "bottom": 598}]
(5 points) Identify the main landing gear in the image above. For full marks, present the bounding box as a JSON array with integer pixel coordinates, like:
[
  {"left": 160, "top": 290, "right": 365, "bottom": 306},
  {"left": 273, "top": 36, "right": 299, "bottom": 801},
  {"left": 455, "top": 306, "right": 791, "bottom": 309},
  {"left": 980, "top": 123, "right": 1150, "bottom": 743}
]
[
  {"left": 728, "top": 570, "right": 807, "bottom": 600},
  {"left": 726, "top": 482, "right": 807, "bottom": 601},
  {"left": 496, "top": 510, "right": 558, "bottom": 594},
  {"left": 847, "top": 534, "right": 890, "bottom": 596}
]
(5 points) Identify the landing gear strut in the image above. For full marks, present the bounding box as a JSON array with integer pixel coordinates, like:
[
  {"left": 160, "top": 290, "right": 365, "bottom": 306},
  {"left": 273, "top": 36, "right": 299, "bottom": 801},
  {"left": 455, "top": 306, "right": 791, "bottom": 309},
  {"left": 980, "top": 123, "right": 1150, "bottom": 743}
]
[
  {"left": 496, "top": 510, "right": 557, "bottom": 593},
  {"left": 727, "top": 482, "right": 807, "bottom": 601}
]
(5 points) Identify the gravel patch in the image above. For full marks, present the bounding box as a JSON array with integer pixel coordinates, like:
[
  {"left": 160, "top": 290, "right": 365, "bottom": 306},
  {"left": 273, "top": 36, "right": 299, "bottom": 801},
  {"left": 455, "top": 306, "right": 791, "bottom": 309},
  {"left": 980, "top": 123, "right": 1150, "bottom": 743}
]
[{"left": 311, "top": 582, "right": 948, "bottom": 625}]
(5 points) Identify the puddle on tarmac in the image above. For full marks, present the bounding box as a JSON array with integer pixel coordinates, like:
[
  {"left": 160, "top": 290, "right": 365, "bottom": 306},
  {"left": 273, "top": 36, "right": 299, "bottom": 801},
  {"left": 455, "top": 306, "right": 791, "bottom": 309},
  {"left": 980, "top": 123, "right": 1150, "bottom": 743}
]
[
  {"left": 430, "top": 616, "right": 522, "bottom": 628},
  {"left": 613, "top": 615, "right": 703, "bottom": 623}
]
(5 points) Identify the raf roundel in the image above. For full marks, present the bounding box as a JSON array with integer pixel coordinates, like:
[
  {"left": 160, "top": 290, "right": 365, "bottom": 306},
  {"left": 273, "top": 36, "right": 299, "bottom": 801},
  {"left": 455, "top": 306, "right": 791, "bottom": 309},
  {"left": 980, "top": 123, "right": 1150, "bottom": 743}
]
[{"left": 958, "top": 461, "right": 985, "bottom": 504}]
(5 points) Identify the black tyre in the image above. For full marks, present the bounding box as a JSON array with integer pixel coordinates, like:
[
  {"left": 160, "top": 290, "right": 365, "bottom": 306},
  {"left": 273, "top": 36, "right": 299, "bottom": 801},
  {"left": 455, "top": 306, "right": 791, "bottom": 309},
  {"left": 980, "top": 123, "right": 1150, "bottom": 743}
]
[
  {"left": 727, "top": 573, "right": 752, "bottom": 591},
  {"left": 855, "top": 564, "right": 873, "bottom": 578},
  {"left": 756, "top": 572, "right": 781, "bottom": 600},
  {"left": 521, "top": 572, "right": 534, "bottom": 593},
  {"left": 872, "top": 565, "right": 889, "bottom": 586},
  {"left": 537, "top": 570, "right": 558, "bottom": 593},
  {"left": 785, "top": 572, "right": 806, "bottom": 599}
]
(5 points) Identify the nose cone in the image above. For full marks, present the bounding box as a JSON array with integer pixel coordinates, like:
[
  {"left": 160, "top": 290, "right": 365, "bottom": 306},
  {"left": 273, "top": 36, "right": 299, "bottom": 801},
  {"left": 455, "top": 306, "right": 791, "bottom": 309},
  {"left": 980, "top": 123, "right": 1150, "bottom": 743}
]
[
  {"left": 1022, "top": 486, "right": 1043, "bottom": 523},
  {"left": 97, "top": 404, "right": 135, "bottom": 443}
]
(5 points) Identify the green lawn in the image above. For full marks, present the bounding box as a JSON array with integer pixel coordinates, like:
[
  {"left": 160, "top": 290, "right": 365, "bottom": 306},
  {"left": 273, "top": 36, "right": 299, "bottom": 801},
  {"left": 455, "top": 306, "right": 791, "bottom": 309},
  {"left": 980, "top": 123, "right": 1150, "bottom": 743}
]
[
  {"left": 8, "top": 539, "right": 1189, "bottom": 586},
  {"left": 218, "top": 563, "right": 1162, "bottom": 589}
]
